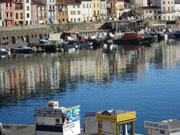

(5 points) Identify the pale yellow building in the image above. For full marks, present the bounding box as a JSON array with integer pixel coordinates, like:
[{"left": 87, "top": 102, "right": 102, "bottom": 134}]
[
  {"left": 92, "top": 0, "right": 101, "bottom": 21},
  {"left": 115, "top": 0, "right": 125, "bottom": 18},
  {"left": 141, "top": 6, "right": 161, "bottom": 20}
]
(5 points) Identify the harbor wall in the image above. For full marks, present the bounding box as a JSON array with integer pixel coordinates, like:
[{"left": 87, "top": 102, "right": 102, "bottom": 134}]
[{"left": 1, "top": 20, "right": 180, "bottom": 46}]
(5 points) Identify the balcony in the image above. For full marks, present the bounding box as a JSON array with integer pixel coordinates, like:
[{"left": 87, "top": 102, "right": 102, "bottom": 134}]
[
  {"left": 6, "top": 7, "right": 13, "bottom": 10},
  {"left": 5, "top": 17, "right": 14, "bottom": 20},
  {"left": 49, "top": 9, "right": 55, "bottom": 12}
]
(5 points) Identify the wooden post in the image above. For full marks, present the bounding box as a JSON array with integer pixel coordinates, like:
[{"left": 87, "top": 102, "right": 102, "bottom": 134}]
[
  {"left": 98, "top": 121, "right": 102, "bottom": 135},
  {"left": 132, "top": 121, "right": 135, "bottom": 135},
  {"left": 116, "top": 123, "right": 119, "bottom": 135}
]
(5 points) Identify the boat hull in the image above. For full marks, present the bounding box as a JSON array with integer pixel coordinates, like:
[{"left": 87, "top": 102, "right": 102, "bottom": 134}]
[
  {"left": 174, "top": 34, "right": 180, "bottom": 38},
  {"left": 11, "top": 48, "right": 33, "bottom": 53},
  {"left": 113, "top": 37, "right": 152, "bottom": 46}
]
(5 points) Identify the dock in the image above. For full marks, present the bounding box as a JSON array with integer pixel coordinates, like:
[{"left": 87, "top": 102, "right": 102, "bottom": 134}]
[{"left": 1, "top": 124, "right": 144, "bottom": 135}]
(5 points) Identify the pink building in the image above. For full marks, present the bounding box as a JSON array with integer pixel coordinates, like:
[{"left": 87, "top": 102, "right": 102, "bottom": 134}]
[
  {"left": 31, "top": 1, "right": 39, "bottom": 25},
  {"left": 2, "top": 0, "right": 15, "bottom": 27}
]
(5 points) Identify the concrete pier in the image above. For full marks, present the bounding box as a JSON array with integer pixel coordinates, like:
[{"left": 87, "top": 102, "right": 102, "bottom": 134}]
[{"left": 1, "top": 124, "right": 143, "bottom": 135}]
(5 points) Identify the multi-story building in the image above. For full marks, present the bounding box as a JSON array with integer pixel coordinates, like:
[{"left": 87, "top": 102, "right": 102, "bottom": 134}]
[
  {"left": 141, "top": 6, "right": 161, "bottom": 20},
  {"left": 3, "top": 0, "right": 14, "bottom": 27},
  {"left": 33, "top": 0, "right": 56, "bottom": 23},
  {"left": 175, "top": 0, "right": 180, "bottom": 20},
  {"left": 145, "top": 119, "right": 180, "bottom": 135},
  {"left": 100, "top": 0, "right": 107, "bottom": 20},
  {"left": 92, "top": 0, "right": 101, "bottom": 20},
  {"left": 115, "top": 0, "right": 125, "bottom": 18},
  {"left": 14, "top": 0, "right": 24, "bottom": 26},
  {"left": 24, "top": 0, "right": 31, "bottom": 25},
  {"left": 56, "top": 0, "right": 68, "bottom": 23},
  {"left": 67, "top": 1, "right": 82, "bottom": 22},
  {"left": 38, "top": 3, "right": 47, "bottom": 24},
  {"left": 107, "top": 0, "right": 116, "bottom": 18},
  {"left": 132, "top": 0, "right": 147, "bottom": 8},
  {"left": 31, "top": 1, "right": 39, "bottom": 25},
  {"left": 0, "top": 1, "right": 4, "bottom": 27},
  {"left": 152, "top": 0, "right": 175, "bottom": 21},
  {"left": 81, "top": 0, "right": 93, "bottom": 21}
]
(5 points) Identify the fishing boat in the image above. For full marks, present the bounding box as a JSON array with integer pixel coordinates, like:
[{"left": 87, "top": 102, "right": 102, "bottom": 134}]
[
  {"left": 172, "top": 31, "right": 180, "bottom": 38},
  {"left": 0, "top": 49, "right": 10, "bottom": 55},
  {"left": 113, "top": 32, "right": 154, "bottom": 45},
  {"left": 11, "top": 45, "right": 33, "bottom": 53}
]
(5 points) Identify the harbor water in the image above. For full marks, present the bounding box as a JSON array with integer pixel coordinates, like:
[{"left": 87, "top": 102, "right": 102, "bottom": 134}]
[{"left": 1, "top": 40, "right": 180, "bottom": 134}]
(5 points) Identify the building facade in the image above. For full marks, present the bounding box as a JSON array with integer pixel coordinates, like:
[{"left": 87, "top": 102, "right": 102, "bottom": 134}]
[
  {"left": 175, "top": 1, "right": 180, "bottom": 20},
  {"left": 152, "top": 0, "right": 175, "bottom": 21},
  {"left": 141, "top": 6, "right": 161, "bottom": 20},
  {"left": 24, "top": 0, "right": 31, "bottom": 25},
  {"left": 0, "top": 2, "right": 4, "bottom": 27},
  {"left": 92, "top": 0, "right": 101, "bottom": 20},
  {"left": 38, "top": 3, "right": 47, "bottom": 24},
  {"left": 47, "top": 0, "right": 56, "bottom": 23},
  {"left": 33, "top": 0, "right": 56, "bottom": 23},
  {"left": 115, "top": 0, "right": 125, "bottom": 18},
  {"left": 145, "top": 119, "right": 180, "bottom": 135},
  {"left": 3, "top": 0, "right": 14, "bottom": 27},
  {"left": 31, "top": 1, "right": 39, "bottom": 25},
  {"left": 100, "top": 0, "right": 107, "bottom": 20},
  {"left": 81, "top": 0, "right": 93, "bottom": 21},
  {"left": 67, "top": 2, "right": 82, "bottom": 22},
  {"left": 56, "top": 0, "right": 68, "bottom": 23},
  {"left": 14, "top": 0, "right": 24, "bottom": 26}
]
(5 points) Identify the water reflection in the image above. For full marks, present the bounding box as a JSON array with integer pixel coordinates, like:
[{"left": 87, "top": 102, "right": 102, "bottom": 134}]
[{"left": 1, "top": 41, "right": 180, "bottom": 104}]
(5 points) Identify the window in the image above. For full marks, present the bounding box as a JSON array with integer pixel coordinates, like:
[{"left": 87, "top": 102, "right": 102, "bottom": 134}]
[
  {"left": 27, "top": 13, "right": 29, "bottom": 18},
  {"left": 34, "top": 13, "right": 37, "bottom": 19},
  {"left": 33, "top": 5, "right": 36, "bottom": 11},
  {"left": 21, "top": 13, "right": 23, "bottom": 19},
  {"left": 27, "top": 0, "right": 29, "bottom": 3},
  {"left": 163, "top": 7, "right": 165, "bottom": 11},
  {"left": 168, "top": 7, "right": 170, "bottom": 12},
  {"left": 16, "top": 13, "right": 18, "bottom": 19},
  {"left": 27, "top": 6, "right": 29, "bottom": 11}
]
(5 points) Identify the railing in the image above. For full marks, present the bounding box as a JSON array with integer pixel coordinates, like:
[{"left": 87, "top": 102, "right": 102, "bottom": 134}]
[{"left": 5, "top": 17, "right": 14, "bottom": 20}]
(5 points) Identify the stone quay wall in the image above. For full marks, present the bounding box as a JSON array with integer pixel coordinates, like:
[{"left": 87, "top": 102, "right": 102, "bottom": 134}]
[{"left": 0, "top": 22, "right": 105, "bottom": 45}]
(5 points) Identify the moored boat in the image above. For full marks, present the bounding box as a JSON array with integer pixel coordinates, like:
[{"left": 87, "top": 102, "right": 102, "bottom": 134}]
[
  {"left": 113, "top": 32, "right": 154, "bottom": 45},
  {"left": 172, "top": 31, "right": 180, "bottom": 38},
  {"left": 0, "top": 49, "right": 10, "bottom": 55},
  {"left": 11, "top": 45, "right": 33, "bottom": 53}
]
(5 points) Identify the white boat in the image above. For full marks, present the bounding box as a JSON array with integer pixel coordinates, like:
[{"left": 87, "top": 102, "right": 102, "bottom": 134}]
[
  {"left": 11, "top": 45, "right": 33, "bottom": 53},
  {"left": 0, "top": 49, "right": 10, "bottom": 55}
]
